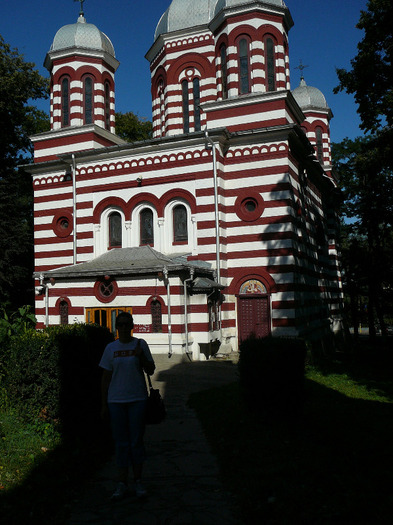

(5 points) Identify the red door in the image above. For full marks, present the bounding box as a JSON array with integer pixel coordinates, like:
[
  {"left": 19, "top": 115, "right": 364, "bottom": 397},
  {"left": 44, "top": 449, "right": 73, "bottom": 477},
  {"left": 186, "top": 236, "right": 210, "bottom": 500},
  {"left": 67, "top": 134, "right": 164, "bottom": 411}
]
[{"left": 238, "top": 295, "right": 270, "bottom": 342}]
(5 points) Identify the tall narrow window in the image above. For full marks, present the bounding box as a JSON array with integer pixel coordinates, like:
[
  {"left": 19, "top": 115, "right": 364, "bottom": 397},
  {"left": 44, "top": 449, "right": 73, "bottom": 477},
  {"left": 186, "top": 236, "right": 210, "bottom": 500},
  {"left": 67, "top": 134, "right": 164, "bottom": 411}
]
[
  {"left": 61, "top": 77, "right": 70, "bottom": 127},
  {"left": 265, "top": 38, "right": 276, "bottom": 91},
  {"left": 59, "top": 300, "right": 69, "bottom": 325},
  {"left": 140, "top": 208, "right": 154, "bottom": 246},
  {"left": 173, "top": 204, "right": 188, "bottom": 243},
  {"left": 151, "top": 300, "right": 162, "bottom": 332},
  {"left": 109, "top": 212, "right": 122, "bottom": 248},
  {"left": 182, "top": 80, "right": 189, "bottom": 133},
  {"left": 238, "top": 38, "right": 250, "bottom": 94},
  {"left": 84, "top": 76, "right": 93, "bottom": 124},
  {"left": 158, "top": 80, "right": 165, "bottom": 136},
  {"left": 220, "top": 44, "right": 228, "bottom": 99},
  {"left": 193, "top": 78, "right": 201, "bottom": 131},
  {"left": 316, "top": 127, "right": 323, "bottom": 162},
  {"left": 105, "top": 81, "right": 111, "bottom": 130}
]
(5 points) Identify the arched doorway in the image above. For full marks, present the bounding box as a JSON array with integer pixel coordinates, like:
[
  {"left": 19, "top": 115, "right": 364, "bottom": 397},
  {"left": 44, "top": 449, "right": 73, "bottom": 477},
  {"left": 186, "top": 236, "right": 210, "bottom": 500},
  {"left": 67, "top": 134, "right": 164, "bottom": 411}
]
[{"left": 237, "top": 279, "right": 270, "bottom": 342}]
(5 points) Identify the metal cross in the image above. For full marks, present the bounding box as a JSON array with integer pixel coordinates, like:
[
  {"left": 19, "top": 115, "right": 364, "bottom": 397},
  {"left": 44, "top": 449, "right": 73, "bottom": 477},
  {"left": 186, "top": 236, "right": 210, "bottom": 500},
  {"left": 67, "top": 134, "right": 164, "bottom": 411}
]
[
  {"left": 74, "top": 0, "right": 85, "bottom": 16},
  {"left": 295, "top": 60, "right": 309, "bottom": 80}
]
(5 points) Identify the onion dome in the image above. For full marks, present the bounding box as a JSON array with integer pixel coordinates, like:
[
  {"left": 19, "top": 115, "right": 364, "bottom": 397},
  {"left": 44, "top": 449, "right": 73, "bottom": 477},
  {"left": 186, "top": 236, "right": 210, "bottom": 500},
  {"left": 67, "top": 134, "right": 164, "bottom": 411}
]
[
  {"left": 155, "top": 0, "right": 287, "bottom": 39},
  {"left": 45, "top": 14, "right": 116, "bottom": 70},
  {"left": 292, "top": 78, "right": 330, "bottom": 112}
]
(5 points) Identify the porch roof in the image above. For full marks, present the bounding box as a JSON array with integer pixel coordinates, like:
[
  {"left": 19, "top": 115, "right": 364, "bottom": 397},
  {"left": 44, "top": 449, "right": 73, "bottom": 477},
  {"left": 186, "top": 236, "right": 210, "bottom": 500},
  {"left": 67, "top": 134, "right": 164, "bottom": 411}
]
[{"left": 35, "top": 246, "right": 214, "bottom": 280}]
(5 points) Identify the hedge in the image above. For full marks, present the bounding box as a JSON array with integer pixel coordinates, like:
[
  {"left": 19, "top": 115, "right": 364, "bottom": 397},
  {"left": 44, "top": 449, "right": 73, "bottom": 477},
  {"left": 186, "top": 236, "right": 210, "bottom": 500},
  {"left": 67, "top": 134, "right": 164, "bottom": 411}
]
[
  {"left": 238, "top": 336, "right": 307, "bottom": 418},
  {"left": 3, "top": 323, "right": 114, "bottom": 438}
]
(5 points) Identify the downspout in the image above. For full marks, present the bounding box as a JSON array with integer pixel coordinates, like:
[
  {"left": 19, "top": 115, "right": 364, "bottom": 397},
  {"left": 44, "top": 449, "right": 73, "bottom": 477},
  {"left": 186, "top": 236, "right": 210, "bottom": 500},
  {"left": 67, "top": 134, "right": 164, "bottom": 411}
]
[
  {"left": 163, "top": 267, "right": 173, "bottom": 358},
  {"left": 184, "top": 268, "right": 195, "bottom": 355},
  {"left": 39, "top": 273, "right": 49, "bottom": 327},
  {"left": 204, "top": 130, "right": 222, "bottom": 338},
  {"left": 204, "top": 130, "right": 221, "bottom": 283},
  {"left": 72, "top": 154, "right": 77, "bottom": 264}
]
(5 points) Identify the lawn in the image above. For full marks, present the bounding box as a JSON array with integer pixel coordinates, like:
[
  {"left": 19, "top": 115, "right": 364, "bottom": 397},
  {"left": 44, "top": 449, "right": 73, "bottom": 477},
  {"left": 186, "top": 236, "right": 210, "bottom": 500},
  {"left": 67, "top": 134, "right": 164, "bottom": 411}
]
[
  {"left": 189, "top": 341, "right": 393, "bottom": 524},
  {"left": 0, "top": 409, "right": 111, "bottom": 524}
]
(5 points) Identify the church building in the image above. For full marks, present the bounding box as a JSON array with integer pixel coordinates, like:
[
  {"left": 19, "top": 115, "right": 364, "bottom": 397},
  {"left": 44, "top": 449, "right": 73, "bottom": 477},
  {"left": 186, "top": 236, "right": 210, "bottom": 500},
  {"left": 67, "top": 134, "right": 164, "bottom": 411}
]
[{"left": 29, "top": 0, "right": 343, "bottom": 359}]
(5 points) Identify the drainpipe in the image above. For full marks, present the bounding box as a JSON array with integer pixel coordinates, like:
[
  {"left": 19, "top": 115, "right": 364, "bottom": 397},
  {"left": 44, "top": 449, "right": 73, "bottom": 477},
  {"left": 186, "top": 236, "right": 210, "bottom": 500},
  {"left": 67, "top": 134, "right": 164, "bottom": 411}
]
[
  {"left": 204, "top": 130, "right": 221, "bottom": 283},
  {"left": 163, "top": 267, "right": 173, "bottom": 357},
  {"left": 204, "top": 130, "right": 222, "bottom": 338},
  {"left": 72, "top": 154, "right": 77, "bottom": 264},
  {"left": 184, "top": 268, "right": 195, "bottom": 355},
  {"left": 39, "top": 273, "right": 49, "bottom": 327}
]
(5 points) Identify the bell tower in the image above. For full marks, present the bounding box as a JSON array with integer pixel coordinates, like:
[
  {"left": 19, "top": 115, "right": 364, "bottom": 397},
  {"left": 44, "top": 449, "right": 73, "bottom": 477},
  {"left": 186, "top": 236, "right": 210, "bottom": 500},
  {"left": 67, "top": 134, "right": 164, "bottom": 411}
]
[{"left": 31, "top": 6, "right": 124, "bottom": 163}]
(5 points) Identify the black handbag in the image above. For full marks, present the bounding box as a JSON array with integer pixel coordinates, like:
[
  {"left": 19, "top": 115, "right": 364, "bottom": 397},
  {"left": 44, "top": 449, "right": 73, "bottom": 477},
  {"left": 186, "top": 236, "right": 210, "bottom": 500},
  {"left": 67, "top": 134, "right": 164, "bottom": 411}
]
[{"left": 145, "top": 373, "right": 166, "bottom": 424}]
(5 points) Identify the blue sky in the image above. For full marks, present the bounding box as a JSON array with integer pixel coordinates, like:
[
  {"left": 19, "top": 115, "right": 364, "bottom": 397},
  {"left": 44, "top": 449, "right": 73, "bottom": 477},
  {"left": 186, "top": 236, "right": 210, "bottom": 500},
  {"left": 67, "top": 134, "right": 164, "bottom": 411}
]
[{"left": 1, "top": 0, "right": 368, "bottom": 143}]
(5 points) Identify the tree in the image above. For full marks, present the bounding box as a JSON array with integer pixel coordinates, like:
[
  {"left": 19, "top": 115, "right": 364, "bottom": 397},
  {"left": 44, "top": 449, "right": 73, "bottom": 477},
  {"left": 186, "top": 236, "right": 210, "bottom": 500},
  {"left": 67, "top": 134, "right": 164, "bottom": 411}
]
[
  {"left": 115, "top": 111, "right": 152, "bottom": 142},
  {"left": 332, "top": 137, "right": 393, "bottom": 337},
  {"left": 334, "top": 0, "right": 393, "bottom": 134},
  {"left": 0, "top": 35, "right": 49, "bottom": 309},
  {"left": 334, "top": 0, "right": 393, "bottom": 336}
]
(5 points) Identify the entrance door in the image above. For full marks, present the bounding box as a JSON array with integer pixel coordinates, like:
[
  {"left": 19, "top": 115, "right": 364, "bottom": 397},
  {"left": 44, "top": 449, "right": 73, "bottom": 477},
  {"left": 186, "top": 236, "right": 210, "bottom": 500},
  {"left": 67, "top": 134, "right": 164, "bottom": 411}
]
[
  {"left": 238, "top": 295, "right": 270, "bottom": 342},
  {"left": 237, "top": 279, "right": 271, "bottom": 342}
]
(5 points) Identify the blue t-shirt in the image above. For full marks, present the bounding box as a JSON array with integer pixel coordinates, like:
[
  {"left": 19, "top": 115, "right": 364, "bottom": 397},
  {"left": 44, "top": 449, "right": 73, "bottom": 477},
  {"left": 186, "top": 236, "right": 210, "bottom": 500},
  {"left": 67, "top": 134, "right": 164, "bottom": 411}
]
[{"left": 99, "top": 338, "right": 154, "bottom": 403}]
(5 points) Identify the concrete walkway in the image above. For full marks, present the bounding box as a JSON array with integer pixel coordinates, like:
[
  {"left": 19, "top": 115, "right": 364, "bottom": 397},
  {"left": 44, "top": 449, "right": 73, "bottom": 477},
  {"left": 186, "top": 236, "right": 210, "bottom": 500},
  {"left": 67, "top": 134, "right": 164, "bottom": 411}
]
[{"left": 66, "top": 354, "right": 242, "bottom": 525}]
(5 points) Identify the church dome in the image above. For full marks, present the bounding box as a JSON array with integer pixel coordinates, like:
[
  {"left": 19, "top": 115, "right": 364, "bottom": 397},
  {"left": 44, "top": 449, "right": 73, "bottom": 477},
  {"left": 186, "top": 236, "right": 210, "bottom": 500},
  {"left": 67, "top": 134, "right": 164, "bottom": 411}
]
[
  {"left": 49, "top": 15, "right": 115, "bottom": 57},
  {"left": 155, "top": 0, "right": 287, "bottom": 39},
  {"left": 292, "top": 78, "right": 329, "bottom": 111}
]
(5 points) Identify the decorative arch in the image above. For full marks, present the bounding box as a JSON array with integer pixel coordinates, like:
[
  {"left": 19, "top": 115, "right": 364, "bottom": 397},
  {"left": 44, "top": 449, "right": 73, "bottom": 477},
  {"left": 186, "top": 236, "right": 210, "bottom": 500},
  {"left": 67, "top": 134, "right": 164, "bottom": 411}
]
[
  {"left": 159, "top": 189, "right": 197, "bottom": 217},
  {"left": 93, "top": 197, "right": 127, "bottom": 223},
  {"left": 127, "top": 193, "right": 160, "bottom": 218},
  {"left": 167, "top": 53, "right": 214, "bottom": 84},
  {"left": 228, "top": 269, "right": 276, "bottom": 295}
]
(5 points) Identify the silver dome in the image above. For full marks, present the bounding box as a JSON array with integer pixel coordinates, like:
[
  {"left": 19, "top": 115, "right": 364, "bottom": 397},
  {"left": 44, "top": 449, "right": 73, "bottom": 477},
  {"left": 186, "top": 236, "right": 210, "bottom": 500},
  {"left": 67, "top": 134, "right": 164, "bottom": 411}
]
[
  {"left": 50, "top": 15, "right": 115, "bottom": 57},
  {"left": 155, "top": 0, "right": 287, "bottom": 39},
  {"left": 292, "top": 78, "right": 329, "bottom": 111}
]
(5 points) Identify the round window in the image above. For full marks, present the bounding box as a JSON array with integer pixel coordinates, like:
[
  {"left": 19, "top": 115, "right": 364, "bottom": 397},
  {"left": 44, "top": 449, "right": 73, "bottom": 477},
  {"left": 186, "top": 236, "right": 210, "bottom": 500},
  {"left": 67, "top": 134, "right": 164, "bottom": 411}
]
[
  {"left": 94, "top": 278, "right": 118, "bottom": 303},
  {"left": 52, "top": 211, "right": 73, "bottom": 238},
  {"left": 235, "top": 192, "right": 264, "bottom": 222}
]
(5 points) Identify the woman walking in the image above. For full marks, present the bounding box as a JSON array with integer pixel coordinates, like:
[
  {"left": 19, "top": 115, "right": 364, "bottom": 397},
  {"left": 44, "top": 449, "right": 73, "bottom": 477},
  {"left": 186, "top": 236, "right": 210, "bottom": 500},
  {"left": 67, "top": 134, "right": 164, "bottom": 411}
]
[{"left": 100, "top": 311, "right": 155, "bottom": 500}]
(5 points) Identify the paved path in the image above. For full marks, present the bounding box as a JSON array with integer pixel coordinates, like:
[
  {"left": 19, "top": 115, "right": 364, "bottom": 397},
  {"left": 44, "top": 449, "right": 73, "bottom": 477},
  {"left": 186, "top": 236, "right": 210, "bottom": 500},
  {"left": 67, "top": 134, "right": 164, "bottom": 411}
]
[{"left": 67, "top": 354, "right": 242, "bottom": 525}]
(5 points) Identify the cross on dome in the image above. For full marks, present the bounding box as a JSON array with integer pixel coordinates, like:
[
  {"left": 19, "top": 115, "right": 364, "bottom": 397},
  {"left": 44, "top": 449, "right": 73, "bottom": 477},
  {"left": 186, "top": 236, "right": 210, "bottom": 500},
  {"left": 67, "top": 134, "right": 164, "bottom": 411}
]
[
  {"left": 295, "top": 60, "right": 309, "bottom": 81},
  {"left": 74, "top": 0, "right": 85, "bottom": 17}
]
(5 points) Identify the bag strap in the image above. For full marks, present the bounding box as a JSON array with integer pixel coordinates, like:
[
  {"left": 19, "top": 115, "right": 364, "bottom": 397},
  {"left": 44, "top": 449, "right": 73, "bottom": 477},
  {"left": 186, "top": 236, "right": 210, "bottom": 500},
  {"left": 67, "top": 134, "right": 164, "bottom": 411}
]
[{"left": 136, "top": 338, "right": 154, "bottom": 388}]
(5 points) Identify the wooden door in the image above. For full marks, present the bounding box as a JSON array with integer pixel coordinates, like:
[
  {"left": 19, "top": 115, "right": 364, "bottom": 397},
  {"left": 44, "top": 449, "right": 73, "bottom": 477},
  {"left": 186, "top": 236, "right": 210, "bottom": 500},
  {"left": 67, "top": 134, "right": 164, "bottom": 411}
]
[{"left": 238, "top": 295, "right": 270, "bottom": 342}]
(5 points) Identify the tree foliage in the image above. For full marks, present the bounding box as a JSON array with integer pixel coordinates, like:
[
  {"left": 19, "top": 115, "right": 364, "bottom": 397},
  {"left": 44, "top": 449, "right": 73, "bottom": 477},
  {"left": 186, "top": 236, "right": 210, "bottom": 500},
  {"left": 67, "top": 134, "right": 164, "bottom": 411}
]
[
  {"left": 334, "top": 0, "right": 393, "bottom": 133},
  {"left": 115, "top": 111, "right": 153, "bottom": 142},
  {"left": 333, "top": 137, "right": 393, "bottom": 336},
  {"left": 333, "top": 0, "right": 393, "bottom": 335},
  {"left": 0, "top": 35, "right": 49, "bottom": 170},
  {"left": 0, "top": 35, "right": 49, "bottom": 309}
]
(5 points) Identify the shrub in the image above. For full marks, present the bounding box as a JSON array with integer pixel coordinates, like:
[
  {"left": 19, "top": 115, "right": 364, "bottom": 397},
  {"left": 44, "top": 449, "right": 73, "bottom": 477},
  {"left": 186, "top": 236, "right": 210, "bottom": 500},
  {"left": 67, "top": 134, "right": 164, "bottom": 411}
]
[
  {"left": 4, "top": 323, "right": 114, "bottom": 439},
  {"left": 238, "top": 336, "right": 307, "bottom": 417}
]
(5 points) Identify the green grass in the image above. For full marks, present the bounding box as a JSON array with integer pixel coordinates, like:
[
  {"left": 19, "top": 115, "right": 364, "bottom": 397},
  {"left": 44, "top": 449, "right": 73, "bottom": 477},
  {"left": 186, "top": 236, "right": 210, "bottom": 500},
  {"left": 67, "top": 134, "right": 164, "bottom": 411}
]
[
  {"left": 0, "top": 409, "right": 60, "bottom": 491},
  {"left": 0, "top": 409, "right": 112, "bottom": 524},
  {"left": 189, "top": 349, "right": 393, "bottom": 524}
]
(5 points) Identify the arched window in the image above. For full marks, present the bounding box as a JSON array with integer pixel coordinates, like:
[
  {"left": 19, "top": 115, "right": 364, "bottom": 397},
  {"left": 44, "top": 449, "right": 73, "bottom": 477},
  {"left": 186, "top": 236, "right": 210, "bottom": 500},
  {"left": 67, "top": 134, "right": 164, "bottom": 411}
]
[
  {"left": 84, "top": 76, "right": 93, "bottom": 124},
  {"left": 173, "top": 204, "right": 188, "bottom": 243},
  {"left": 265, "top": 37, "right": 276, "bottom": 92},
  {"left": 220, "top": 44, "right": 228, "bottom": 99},
  {"left": 104, "top": 81, "right": 111, "bottom": 130},
  {"left": 316, "top": 127, "right": 323, "bottom": 162},
  {"left": 182, "top": 80, "right": 189, "bottom": 133},
  {"left": 140, "top": 208, "right": 154, "bottom": 246},
  {"left": 61, "top": 77, "right": 70, "bottom": 127},
  {"left": 193, "top": 78, "right": 201, "bottom": 131},
  {"left": 158, "top": 80, "right": 165, "bottom": 136},
  {"left": 151, "top": 300, "right": 162, "bottom": 332},
  {"left": 238, "top": 38, "right": 250, "bottom": 94},
  {"left": 108, "top": 211, "right": 122, "bottom": 248},
  {"left": 59, "top": 300, "right": 69, "bottom": 325}
]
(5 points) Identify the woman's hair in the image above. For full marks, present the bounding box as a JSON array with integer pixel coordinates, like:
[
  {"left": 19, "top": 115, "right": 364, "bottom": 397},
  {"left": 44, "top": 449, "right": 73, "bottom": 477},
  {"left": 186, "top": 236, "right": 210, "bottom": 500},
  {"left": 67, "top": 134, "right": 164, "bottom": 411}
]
[{"left": 115, "top": 311, "right": 134, "bottom": 328}]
